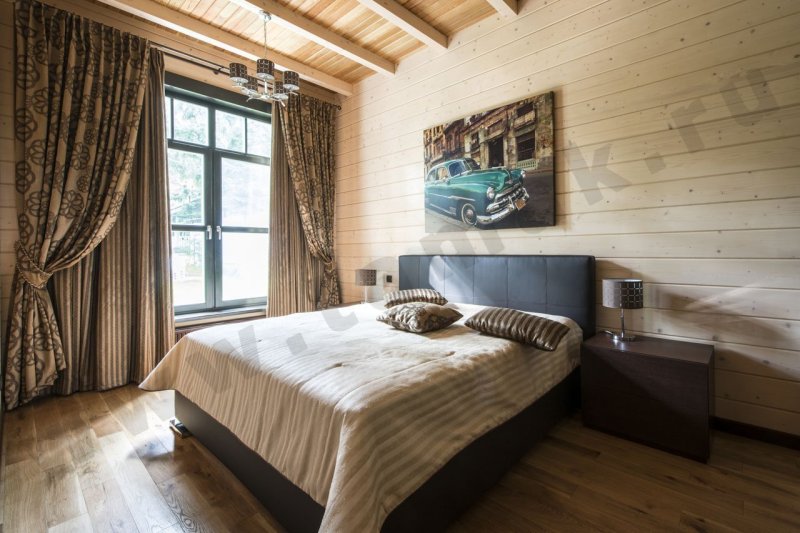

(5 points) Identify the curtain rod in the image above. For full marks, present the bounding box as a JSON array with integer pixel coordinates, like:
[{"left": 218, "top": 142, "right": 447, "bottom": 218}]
[{"left": 153, "top": 44, "right": 342, "bottom": 110}]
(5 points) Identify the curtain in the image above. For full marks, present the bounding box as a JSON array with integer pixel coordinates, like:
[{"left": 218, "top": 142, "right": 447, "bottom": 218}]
[
  {"left": 267, "top": 109, "right": 322, "bottom": 317},
  {"left": 5, "top": 0, "right": 150, "bottom": 409},
  {"left": 279, "top": 95, "right": 341, "bottom": 309},
  {"left": 49, "top": 49, "right": 174, "bottom": 394}
]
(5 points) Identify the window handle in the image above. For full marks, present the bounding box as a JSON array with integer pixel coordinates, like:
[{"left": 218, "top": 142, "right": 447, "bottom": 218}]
[
  {"left": 216, "top": 226, "right": 222, "bottom": 240},
  {"left": 206, "top": 225, "right": 212, "bottom": 240}
]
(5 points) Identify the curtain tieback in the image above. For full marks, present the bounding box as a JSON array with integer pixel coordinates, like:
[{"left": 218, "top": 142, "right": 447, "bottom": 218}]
[
  {"left": 14, "top": 241, "right": 52, "bottom": 289},
  {"left": 322, "top": 259, "right": 337, "bottom": 275}
]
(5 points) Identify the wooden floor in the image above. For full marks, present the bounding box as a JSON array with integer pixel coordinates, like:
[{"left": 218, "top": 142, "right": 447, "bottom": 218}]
[{"left": 1, "top": 386, "right": 798, "bottom": 533}]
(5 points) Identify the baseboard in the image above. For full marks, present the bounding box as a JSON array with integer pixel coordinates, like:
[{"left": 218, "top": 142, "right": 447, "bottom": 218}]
[{"left": 713, "top": 417, "right": 800, "bottom": 450}]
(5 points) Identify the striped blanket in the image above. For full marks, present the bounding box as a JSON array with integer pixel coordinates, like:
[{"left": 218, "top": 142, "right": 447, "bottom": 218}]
[{"left": 140, "top": 303, "right": 581, "bottom": 532}]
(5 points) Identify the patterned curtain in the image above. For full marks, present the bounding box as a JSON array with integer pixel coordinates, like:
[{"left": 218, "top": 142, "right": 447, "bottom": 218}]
[
  {"left": 50, "top": 49, "right": 174, "bottom": 394},
  {"left": 5, "top": 0, "right": 150, "bottom": 409},
  {"left": 279, "top": 95, "right": 341, "bottom": 309},
  {"left": 267, "top": 109, "right": 322, "bottom": 317}
]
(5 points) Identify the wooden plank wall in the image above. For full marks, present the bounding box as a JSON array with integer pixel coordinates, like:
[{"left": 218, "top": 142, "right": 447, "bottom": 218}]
[{"left": 334, "top": 0, "right": 800, "bottom": 435}]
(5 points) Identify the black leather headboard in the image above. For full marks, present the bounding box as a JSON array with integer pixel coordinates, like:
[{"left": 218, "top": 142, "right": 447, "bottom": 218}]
[{"left": 399, "top": 255, "right": 596, "bottom": 339}]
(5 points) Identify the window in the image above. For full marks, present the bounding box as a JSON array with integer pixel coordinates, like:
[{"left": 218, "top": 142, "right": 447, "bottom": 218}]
[
  {"left": 516, "top": 102, "right": 533, "bottom": 117},
  {"left": 448, "top": 161, "right": 466, "bottom": 177},
  {"left": 165, "top": 85, "right": 271, "bottom": 314},
  {"left": 516, "top": 131, "right": 535, "bottom": 161}
]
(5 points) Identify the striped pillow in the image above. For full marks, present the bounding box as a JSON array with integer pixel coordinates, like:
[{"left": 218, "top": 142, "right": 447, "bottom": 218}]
[
  {"left": 464, "top": 307, "right": 570, "bottom": 351},
  {"left": 384, "top": 288, "right": 447, "bottom": 308},
  {"left": 377, "top": 302, "right": 463, "bottom": 333}
]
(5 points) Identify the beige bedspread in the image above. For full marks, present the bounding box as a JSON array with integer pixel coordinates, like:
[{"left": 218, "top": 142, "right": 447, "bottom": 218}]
[{"left": 140, "top": 303, "right": 582, "bottom": 532}]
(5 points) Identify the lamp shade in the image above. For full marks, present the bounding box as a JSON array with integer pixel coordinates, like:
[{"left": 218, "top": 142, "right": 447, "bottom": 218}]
[
  {"left": 245, "top": 75, "right": 259, "bottom": 93},
  {"left": 256, "top": 58, "right": 275, "bottom": 81},
  {"left": 602, "top": 279, "right": 644, "bottom": 309},
  {"left": 355, "top": 269, "right": 376, "bottom": 287},
  {"left": 283, "top": 70, "right": 300, "bottom": 91},
  {"left": 229, "top": 62, "right": 248, "bottom": 83}
]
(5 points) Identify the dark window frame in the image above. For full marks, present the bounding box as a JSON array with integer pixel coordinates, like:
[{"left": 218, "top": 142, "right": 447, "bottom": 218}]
[
  {"left": 516, "top": 131, "right": 536, "bottom": 162},
  {"left": 166, "top": 77, "right": 272, "bottom": 315}
]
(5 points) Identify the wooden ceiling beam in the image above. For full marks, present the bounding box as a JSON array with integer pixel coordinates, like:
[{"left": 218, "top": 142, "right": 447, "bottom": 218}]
[
  {"left": 485, "top": 0, "right": 518, "bottom": 17},
  {"left": 230, "top": 0, "right": 396, "bottom": 76},
  {"left": 92, "top": 0, "right": 353, "bottom": 96},
  {"left": 356, "top": 0, "right": 447, "bottom": 50}
]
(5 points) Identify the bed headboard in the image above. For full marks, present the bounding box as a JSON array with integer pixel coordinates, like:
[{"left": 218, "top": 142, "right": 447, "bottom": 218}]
[{"left": 399, "top": 255, "right": 596, "bottom": 339}]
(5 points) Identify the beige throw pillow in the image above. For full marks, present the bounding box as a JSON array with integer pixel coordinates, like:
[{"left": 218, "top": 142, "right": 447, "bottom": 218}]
[
  {"left": 383, "top": 288, "right": 447, "bottom": 308},
  {"left": 377, "top": 302, "right": 463, "bottom": 333},
  {"left": 465, "top": 307, "right": 570, "bottom": 351}
]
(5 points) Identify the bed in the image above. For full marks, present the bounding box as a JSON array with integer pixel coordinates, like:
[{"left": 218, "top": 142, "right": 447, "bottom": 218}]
[{"left": 142, "top": 254, "right": 596, "bottom": 532}]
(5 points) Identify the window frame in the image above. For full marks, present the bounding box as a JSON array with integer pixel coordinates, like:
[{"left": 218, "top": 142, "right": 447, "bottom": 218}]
[{"left": 165, "top": 77, "right": 272, "bottom": 316}]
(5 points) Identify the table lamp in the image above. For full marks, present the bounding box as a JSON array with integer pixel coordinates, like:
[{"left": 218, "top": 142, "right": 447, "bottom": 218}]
[
  {"left": 355, "top": 269, "right": 376, "bottom": 304},
  {"left": 602, "top": 278, "right": 644, "bottom": 341}
]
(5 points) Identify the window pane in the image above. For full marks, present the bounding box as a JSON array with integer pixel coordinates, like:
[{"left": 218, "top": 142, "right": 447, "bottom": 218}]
[
  {"left": 216, "top": 110, "right": 245, "bottom": 152},
  {"left": 168, "top": 149, "right": 205, "bottom": 225},
  {"left": 221, "top": 158, "right": 269, "bottom": 227},
  {"left": 165, "top": 97, "right": 172, "bottom": 139},
  {"left": 173, "top": 99, "right": 209, "bottom": 145},
  {"left": 172, "top": 230, "right": 206, "bottom": 306},
  {"left": 247, "top": 118, "right": 271, "bottom": 157},
  {"left": 222, "top": 232, "right": 268, "bottom": 301}
]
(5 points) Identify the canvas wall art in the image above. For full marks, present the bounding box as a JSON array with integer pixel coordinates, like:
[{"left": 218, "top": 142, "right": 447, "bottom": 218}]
[{"left": 423, "top": 91, "right": 555, "bottom": 233}]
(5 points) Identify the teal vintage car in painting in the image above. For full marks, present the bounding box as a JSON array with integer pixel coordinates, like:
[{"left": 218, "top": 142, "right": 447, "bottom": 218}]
[{"left": 424, "top": 158, "right": 530, "bottom": 227}]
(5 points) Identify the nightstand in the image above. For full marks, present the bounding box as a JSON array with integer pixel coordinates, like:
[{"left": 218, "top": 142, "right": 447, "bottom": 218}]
[{"left": 581, "top": 334, "right": 714, "bottom": 462}]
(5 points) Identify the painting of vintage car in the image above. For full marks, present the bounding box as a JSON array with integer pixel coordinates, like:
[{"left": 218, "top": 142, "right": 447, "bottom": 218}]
[
  {"left": 424, "top": 158, "right": 530, "bottom": 227},
  {"left": 423, "top": 91, "right": 555, "bottom": 232}
]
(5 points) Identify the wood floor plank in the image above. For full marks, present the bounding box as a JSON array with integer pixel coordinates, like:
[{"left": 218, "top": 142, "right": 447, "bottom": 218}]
[
  {"left": 102, "top": 388, "right": 154, "bottom": 437},
  {"left": 491, "top": 472, "right": 609, "bottom": 532},
  {"left": 679, "top": 511, "right": 742, "bottom": 533},
  {"left": 44, "top": 463, "right": 87, "bottom": 528},
  {"left": 47, "top": 513, "right": 92, "bottom": 533},
  {"left": 157, "top": 473, "right": 225, "bottom": 533},
  {"left": 451, "top": 496, "right": 546, "bottom": 533},
  {"left": 75, "top": 392, "right": 122, "bottom": 438},
  {"left": 130, "top": 428, "right": 184, "bottom": 486},
  {"left": 98, "top": 431, "right": 179, "bottom": 532},
  {"left": 232, "top": 512, "right": 285, "bottom": 533},
  {"left": 81, "top": 478, "right": 140, "bottom": 533},
  {"left": 3, "top": 459, "right": 47, "bottom": 533},
  {"left": 140, "top": 389, "right": 174, "bottom": 422},
  {"left": 744, "top": 499, "right": 800, "bottom": 532},
  {"left": 3, "top": 408, "right": 37, "bottom": 466},
  {"left": 34, "top": 397, "right": 74, "bottom": 470}
]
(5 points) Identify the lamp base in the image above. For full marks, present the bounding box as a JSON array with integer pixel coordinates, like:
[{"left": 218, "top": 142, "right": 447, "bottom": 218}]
[{"left": 604, "top": 330, "right": 637, "bottom": 342}]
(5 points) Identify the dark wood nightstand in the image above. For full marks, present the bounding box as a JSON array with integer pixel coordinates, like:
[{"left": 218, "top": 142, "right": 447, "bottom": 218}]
[{"left": 581, "top": 334, "right": 715, "bottom": 462}]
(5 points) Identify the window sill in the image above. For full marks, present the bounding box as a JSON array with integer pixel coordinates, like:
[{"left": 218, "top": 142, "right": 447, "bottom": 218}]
[{"left": 175, "top": 306, "right": 266, "bottom": 327}]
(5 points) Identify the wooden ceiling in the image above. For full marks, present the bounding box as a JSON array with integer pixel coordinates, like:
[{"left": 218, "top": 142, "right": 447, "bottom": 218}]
[{"left": 89, "top": 0, "right": 517, "bottom": 95}]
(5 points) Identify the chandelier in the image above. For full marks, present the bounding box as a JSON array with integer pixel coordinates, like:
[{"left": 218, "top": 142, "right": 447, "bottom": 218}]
[{"left": 228, "top": 11, "right": 300, "bottom": 104}]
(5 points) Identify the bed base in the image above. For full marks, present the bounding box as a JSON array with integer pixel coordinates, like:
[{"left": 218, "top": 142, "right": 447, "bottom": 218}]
[{"left": 175, "top": 368, "right": 580, "bottom": 533}]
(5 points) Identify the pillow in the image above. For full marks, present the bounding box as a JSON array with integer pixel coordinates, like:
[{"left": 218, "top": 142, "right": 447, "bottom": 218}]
[
  {"left": 377, "top": 302, "right": 463, "bottom": 333},
  {"left": 384, "top": 288, "right": 447, "bottom": 308},
  {"left": 464, "top": 307, "right": 570, "bottom": 351}
]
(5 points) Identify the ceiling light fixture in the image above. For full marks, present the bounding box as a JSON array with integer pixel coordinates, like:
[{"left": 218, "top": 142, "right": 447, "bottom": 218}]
[{"left": 228, "top": 11, "right": 300, "bottom": 104}]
